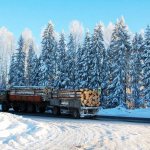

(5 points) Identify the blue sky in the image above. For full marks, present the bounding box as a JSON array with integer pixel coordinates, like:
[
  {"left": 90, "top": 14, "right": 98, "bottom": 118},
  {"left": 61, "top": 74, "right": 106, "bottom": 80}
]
[{"left": 0, "top": 0, "right": 149, "bottom": 43}]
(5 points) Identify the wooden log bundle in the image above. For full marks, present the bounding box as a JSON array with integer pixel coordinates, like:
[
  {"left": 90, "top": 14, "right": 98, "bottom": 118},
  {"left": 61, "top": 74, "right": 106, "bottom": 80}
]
[
  {"left": 53, "top": 89, "right": 100, "bottom": 107},
  {"left": 80, "top": 89, "right": 100, "bottom": 107}
]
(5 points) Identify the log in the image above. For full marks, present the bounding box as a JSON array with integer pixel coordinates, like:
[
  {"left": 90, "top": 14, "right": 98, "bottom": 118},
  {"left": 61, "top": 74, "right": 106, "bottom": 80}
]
[{"left": 52, "top": 89, "right": 100, "bottom": 107}]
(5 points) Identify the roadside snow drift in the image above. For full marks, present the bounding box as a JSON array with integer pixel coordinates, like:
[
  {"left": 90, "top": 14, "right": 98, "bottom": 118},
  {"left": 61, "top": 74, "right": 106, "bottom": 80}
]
[
  {"left": 0, "top": 113, "right": 150, "bottom": 150},
  {"left": 99, "top": 107, "right": 150, "bottom": 118}
]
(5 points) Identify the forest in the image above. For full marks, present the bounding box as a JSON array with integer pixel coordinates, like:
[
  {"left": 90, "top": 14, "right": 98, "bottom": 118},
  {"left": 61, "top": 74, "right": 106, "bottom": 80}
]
[{"left": 1, "top": 17, "right": 150, "bottom": 108}]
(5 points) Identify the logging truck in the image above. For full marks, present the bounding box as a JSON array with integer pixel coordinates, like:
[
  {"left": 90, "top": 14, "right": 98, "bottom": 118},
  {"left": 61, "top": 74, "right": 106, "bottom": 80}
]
[{"left": 0, "top": 86, "right": 100, "bottom": 118}]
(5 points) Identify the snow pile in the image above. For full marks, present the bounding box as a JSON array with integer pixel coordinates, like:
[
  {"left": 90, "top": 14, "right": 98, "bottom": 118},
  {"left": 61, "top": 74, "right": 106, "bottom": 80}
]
[
  {"left": 99, "top": 107, "right": 150, "bottom": 118},
  {"left": 0, "top": 112, "right": 150, "bottom": 150}
]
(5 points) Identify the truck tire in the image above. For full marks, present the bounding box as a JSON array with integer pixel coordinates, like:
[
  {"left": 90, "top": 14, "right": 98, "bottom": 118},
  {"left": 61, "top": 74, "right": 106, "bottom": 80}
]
[
  {"left": 53, "top": 106, "right": 60, "bottom": 116},
  {"left": 27, "top": 104, "right": 36, "bottom": 113},
  {"left": 39, "top": 107, "right": 46, "bottom": 113},
  {"left": 13, "top": 106, "right": 19, "bottom": 112},
  {"left": 2, "top": 102, "right": 9, "bottom": 112},
  {"left": 32, "top": 105, "right": 36, "bottom": 113},
  {"left": 72, "top": 109, "right": 80, "bottom": 119},
  {"left": 20, "top": 103, "right": 27, "bottom": 113}
]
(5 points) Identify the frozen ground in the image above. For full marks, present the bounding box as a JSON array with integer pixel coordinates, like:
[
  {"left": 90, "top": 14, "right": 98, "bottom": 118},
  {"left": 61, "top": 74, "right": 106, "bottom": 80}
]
[
  {"left": 99, "top": 107, "right": 150, "bottom": 118},
  {"left": 0, "top": 112, "right": 150, "bottom": 150}
]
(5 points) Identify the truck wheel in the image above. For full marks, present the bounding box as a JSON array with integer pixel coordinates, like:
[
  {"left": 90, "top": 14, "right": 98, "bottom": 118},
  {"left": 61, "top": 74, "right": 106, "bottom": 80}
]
[
  {"left": 32, "top": 105, "right": 36, "bottom": 113},
  {"left": 13, "top": 106, "right": 19, "bottom": 112},
  {"left": 72, "top": 109, "right": 80, "bottom": 119},
  {"left": 39, "top": 107, "right": 46, "bottom": 113},
  {"left": 27, "top": 104, "right": 36, "bottom": 113},
  {"left": 2, "top": 102, "right": 9, "bottom": 112},
  {"left": 53, "top": 107, "right": 60, "bottom": 116},
  {"left": 20, "top": 103, "right": 27, "bottom": 113}
]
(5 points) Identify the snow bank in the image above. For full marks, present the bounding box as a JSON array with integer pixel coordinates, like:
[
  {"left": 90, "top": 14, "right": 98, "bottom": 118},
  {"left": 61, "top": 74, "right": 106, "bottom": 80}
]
[
  {"left": 99, "top": 107, "right": 150, "bottom": 118},
  {"left": 0, "top": 112, "right": 150, "bottom": 150}
]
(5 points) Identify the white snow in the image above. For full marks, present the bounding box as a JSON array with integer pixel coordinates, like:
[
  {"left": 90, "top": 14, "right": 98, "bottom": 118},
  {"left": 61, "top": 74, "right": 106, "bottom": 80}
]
[
  {"left": 0, "top": 112, "right": 150, "bottom": 150},
  {"left": 99, "top": 107, "right": 150, "bottom": 118}
]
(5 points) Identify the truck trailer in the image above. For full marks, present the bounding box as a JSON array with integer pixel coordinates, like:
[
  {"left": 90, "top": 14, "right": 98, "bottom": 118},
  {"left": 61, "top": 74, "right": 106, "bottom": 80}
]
[{"left": 0, "top": 86, "right": 100, "bottom": 118}]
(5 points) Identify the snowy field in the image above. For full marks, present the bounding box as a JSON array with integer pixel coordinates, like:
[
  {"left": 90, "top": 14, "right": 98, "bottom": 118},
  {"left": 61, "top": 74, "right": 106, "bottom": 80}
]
[
  {"left": 0, "top": 112, "right": 150, "bottom": 150},
  {"left": 99, "top": 107, "right": 150, "bottom": 118}
]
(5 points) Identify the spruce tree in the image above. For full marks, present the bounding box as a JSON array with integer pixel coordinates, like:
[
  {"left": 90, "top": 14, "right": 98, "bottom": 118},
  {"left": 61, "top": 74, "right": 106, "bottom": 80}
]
[
  {"left": 76, "top": 31, "right": 91, "bottom": 89},
  {"left": 75, "top": 44, "right": 83, "bottom": 89},
  {"left": 143, "top": 25, "right": 150, "bottom": 106},
  {"left": 90, "top": 24, "right": 105, "bottom": 89},
  {"left": 9, "top": 53, "right": 17, "bottom": 86},
  {"left": 66, "top": 33, "right": 76, "bottom": 89},
  {"left": 0, "top": 71, "right": 6, "bottom": 89},
  {"left": 39, "top": 22, "right": 57, "bottom": 87},
  {"left": 56, "top": 32, "right": 67, "bottom": 89},
  {"left": 100, "top": 48, "right": 111, "bottom": 107},
  {"left": 26, "top": 43, "right": 37, "bottom": 86},
  {"left": 15, "top": 36, "right": 25, "bottom": 86},
  {"left": 34, "top": 56, "right": 42, "bottom": 86},
  {"left": 108, "top": 18, "right": 131, "bottom": 107},
  {"left": 84, "top": 31, "right": 92, "bottom": 88},
  {"left": 129, "top": 33, "right": 144, "bottom": 108}
]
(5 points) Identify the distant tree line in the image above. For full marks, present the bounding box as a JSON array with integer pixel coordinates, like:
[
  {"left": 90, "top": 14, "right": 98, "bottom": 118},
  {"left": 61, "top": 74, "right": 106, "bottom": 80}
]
[{"left": 8, "top": 18, "right": 150, "bottom": 108}]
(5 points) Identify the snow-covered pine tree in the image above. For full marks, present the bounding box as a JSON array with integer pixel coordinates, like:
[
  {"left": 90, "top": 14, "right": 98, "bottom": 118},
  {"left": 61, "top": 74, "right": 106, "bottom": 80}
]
[
  {"left": 129, "top": 33, "right": 144, "bottom": 108},
  {"left": 90, "top": 23, "right": 105, "bottom": 89},
  {"left": 9, "top": 53, "right": 17, "bottom": 86},
  {"left": 100, "top": 47, "right": 111, "bottom": 108},
  {"left": 143, "top": 25, "right": 150, "bottom": 106},
  {"left": 76, "top": 31, "right": 91, "bottom": 89},
  {"left": 75, "top": 44, "right": 83, "bottom": 89},
  {"left": 53, "top": 42, "right": 58, "bottom": 88},
  {"left": 137, "top": 34, "right": 145, "bottom": 106},
  {"left": 66, "top": 33, "right": 76, "bottom": 89},
  {"left": 0, "top": 71, "right": 7, "bottom": 89},
  {"left": 34, "top": 56, "right": 42, "bottom": 86},
  {"left": 56, "top": 32, "right": 68, "bottom": 89},
  {"left": 108, "top": 18, "right": 131, "bottom": 107},
  {"left": 14, "top": 36, "right": 25, "bottom": 86},
  {"left": 83, "top": 31, "right": 92, "bottom": 89},
  {"left": 39, "top": 22, "right": 57, "bottom": 87},
  {"left": 26, "top": 43, "right": 37, "bottom": 86}
]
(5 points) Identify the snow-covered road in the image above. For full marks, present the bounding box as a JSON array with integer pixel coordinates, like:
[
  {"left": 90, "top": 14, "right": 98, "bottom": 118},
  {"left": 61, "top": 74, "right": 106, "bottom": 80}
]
[{"left": 0, "top": 113, "right": 150, "bottom": 150}]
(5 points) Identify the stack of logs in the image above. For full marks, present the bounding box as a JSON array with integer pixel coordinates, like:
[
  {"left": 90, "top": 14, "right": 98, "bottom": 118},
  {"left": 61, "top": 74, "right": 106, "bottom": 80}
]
[
  {"left": 80, "top": 89, "right": 100, "bottom": 107},
  {"left": 54, "top": 89, "right": 100, "bottom": 107}
]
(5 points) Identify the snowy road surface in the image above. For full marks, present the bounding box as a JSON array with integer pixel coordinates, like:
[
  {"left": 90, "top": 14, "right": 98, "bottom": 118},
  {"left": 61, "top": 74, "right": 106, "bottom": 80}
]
[{"left": 0, "top": 113, "right": 150, "bottom": 150}]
